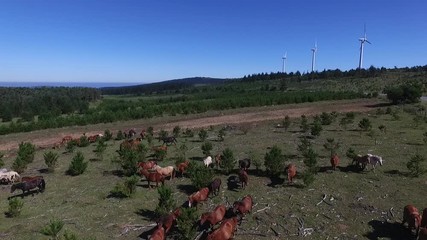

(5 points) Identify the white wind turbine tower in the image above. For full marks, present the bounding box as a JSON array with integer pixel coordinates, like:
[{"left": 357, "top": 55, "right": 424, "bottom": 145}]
[
  {"left": 358, "top": 24, "right": 371, "bottom": 69},
  {"left": 311, "top": 41, "right": 317, "bottom": 72},
  {"left": 282, "top": 52, "right": 287, "bottom": 73}
]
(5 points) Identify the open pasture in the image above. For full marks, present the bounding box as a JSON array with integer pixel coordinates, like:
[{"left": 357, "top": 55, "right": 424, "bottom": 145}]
[{"left": 0, "top": 99, "right": 427, "bottom": 240}]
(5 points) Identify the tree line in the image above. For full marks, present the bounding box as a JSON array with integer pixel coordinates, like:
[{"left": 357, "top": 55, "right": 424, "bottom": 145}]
[{"left": 0, "top": 87, "right": 101, "bottom": 122}]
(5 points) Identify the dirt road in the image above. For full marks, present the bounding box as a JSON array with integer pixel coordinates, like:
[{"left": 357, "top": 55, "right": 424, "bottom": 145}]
[{"left": 0, "top": 99, "right": 382, "bottom": 152}]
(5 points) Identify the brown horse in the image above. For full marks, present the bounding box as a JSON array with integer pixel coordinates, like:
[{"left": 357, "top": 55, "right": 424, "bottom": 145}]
[
  {"left": 330, "top": 154, "right": 340, "bottom": 171},
  {"left": 206, "top": 217, "right": 238, "bottom": 240},
  {"left": 140, "top": 169, "right": 165, "bottom": 189},
  {"left": 21, "top": 175, "right": 44, "bottom": 182},
  {"left": 209, "top": 178, "right": 222, "bottom": 196},
  {"left": 403, "top": 204, "right": 422, "bottom": 234},
  {"left": 188, "top": 187, "right": 210, "bottom": 207},
  {"left": 214, "top": 154, "right": 222, "bottom": 168},
  {"left": 138, "top": 161, "right": 158, "bottom": 170},
  {"left": 200, "top": 204, "right": 226, "bottom": 228},
  {"left": 285, "top": 163, "right": 297, "bottom": 185},
  {"left": 233, "top": 195, "right": 253, "bottom": 216},
  {"left": 238, "top": 169, "right": 248, "bottom": 189},
  {"left": 176, "top": 160, "right": 190, "bottom": 177},
  {"left": 149, "top": 225, "right": 165, "bottom": 240},
  {"left": 157, "top": 207, "right": 182, "bottom": 234}
]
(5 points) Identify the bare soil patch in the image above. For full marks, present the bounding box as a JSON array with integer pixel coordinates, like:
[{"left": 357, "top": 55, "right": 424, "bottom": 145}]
[{"left": 0, "top": 98, "right": 382, "bottom": 152}]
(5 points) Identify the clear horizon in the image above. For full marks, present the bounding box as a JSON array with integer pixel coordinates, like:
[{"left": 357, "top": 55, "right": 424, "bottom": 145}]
[{"left": 0, "top": 0, "right": 426, "bottom": 84}]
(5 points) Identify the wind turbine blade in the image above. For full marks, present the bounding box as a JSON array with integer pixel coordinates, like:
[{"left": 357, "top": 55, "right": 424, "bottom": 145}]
[{"left": 366, "top": 40, "right": 371, "bottom": 44}]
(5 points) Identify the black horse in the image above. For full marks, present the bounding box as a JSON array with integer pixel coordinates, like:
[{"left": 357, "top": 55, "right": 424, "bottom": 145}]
[
  {"left": 11, "top": 178, "right": 46, "bottom": 196},
  {"left": 159, "top": 136, "right": 177, "bottom": 145},
  {"left": 238, "top": 158, "right": 251, "bottom": 170}
]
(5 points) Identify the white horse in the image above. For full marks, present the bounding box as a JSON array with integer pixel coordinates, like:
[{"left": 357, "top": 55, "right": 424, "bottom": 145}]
[
  {"left": 203, "top": 156, "right": 213, "bottom": 167},
  {"left": 0, "top": 171, "right": 20, "bottom": 184},
  {"left": 367, "top": 154, "right": 383, "bottom": 169}
]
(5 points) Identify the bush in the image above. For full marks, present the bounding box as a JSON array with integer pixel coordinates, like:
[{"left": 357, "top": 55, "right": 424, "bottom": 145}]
[
  {"left": 198, "top": 128, "right": 208, "bottom": 142},
  {"left": 303, "top": 148, "right": 318, "bottom": 173},
  {"left": 66, "top": 140, "right": 77, "bottom": 153},
  {"left": 17, "top": 142, "right": 36, "bottom": 164},
  {"left": 323, "top": 138, "right": 340, "bottom": 158},
  {"left": 155, "top": 186, "right": 176, "bottom": 217},
  {"left": 158, "top": 129, "right": 168, "bottom": 140},
  {"left": 103, "top": 129, "right": 113, "bottom": 141},
  {"left": 173, "top": 126, "right": 181, "bottom": 138},
  {"left": 310, "top": 121, "right": 322, "bottom": 137},
  {"left": 358, "top": 118, "right": 372, "bottom": 132},
  {"left": 78, "top": 135, "right": 90, "bottom": 147},
  {"left": 67, "top": 151, "right": 88, "bottom": 176},
  {"left": 6, "top": 198, "right": 24, "bottom": 218},
  {"left": 117, "top": 149, "right": 139, "bottom": 176},
  {"left": 40, "top": 218, "right": 64, "bottom": 240},
  {"left": 187, "top": 162, "right": 214, "bottom": 189},
  {"left": 217, "top": 128, "right": 225, "bottom": 141},
  {"left": 12, "top": 156, "right": 28, "bottom": 173},
  {"left": 147, "top": 126, "right": 154, "bottom": 136},
  {"left": 264, "top": 145, "right": 284, "bottom": 176},
  {"left": 110, "top": 175, "right": 139, "bottom": 198},
  {"left": 302, "top": 170, "right": 315, "bottom": 187},
  {"left": 116, "top": 130, "right": 125, "bottom": 140},
  {"left": 320, "top": 112, "right": 333, "bottom": 125},
  {"left": 176, "top": 207, "right": 198, "bottom": 240},
  {"left": 221, "top": 148, "right": 235, "bottom": 174},
  {"left": 385, "top": 83, "right": 422, "bottom": 104},
  {"left": 44, "top": 151, "right": 59, "bottom": 173},
  {"left": 0, "top": 152, "right": 4, "bottom": 168},
  {"left": 407, "top": 154, "right": 426, "bottom": 177},
  {"left": 282, "top": 115, "right": 291, "bottom": 131},
  {"left": 184, "top": 128, "right": 194, "bottom": 138},
  {"left": 201, "top": 142, "right": 213, "bottom": 157},
  {"left": 300, "top": 115, "right": 309, "bottom": 133},
  {"left": 94, "top": 140, "right": 107, "bottom": 161},
  {"left": 346, "top": 148, "right": 357, "bottom": 161}
]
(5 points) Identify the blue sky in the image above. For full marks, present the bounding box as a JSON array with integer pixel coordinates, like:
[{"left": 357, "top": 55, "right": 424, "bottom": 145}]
[{"left": 0, "top": 0, "right": 426, "bottom": 83}]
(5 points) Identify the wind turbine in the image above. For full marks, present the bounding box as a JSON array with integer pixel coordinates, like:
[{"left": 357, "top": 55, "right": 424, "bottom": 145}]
[
  {"left": 358, "top": 24, "right": 371, "bottom": 69},
  {"left": 311, "top": 41, "right": 317, "bottom": 72},
  {"left": 282, "top": 52, "right": 287, "bottom": 73}
]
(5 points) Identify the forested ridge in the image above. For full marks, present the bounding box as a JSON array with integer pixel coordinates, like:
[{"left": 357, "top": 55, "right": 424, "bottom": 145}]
[{"left": 0, "top": 87, "right": 101, "bottom": 122}]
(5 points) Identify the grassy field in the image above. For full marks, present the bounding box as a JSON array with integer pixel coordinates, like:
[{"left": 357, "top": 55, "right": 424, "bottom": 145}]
[{"left": 1, "top": 101, "right": 427, "bottom": 240}]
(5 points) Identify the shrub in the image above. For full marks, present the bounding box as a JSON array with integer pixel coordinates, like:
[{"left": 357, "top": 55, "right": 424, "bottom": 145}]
[
  {"left": 282, "top": 115, "right": 291, "bottom": 131},
  {"left": 264, "top": 145, "right": 284, "bottom": 176},
  {"left": 198, "top": 128, "right": 208, "bottom": 142},
  {"left": 147, "top": 126, "right": 154, "bottom": 136},
  {"left": 78, "top": 135, "right": 90, "bottom": 147},
  {"left": 173, "top": 126, "right": 181, "bottom": 138},
  {"left": 385, "top": 83, "right": 422, "bottom": 104},
  {"left": 346, "top": 148, "right": 357, "bottom": 161},
  {"left": 66, "top": 140, "right": 77, "bottom": 153},
  {"left": 407, "top": 154, "right": 426, "bottom": 177},
  {"left": 6, "top": 198, "right": 24, "bottom": 218},
  {"left": 155, "top": 185, "right": 176, "bottom": 217},
  {"left": 201, "top": 142, "right": 213, "bottom": 157},
  {"left": 117, "top": 149, "right": 139, "bottom": 176},
  {"left": 40, "top": 219, "right": 64, "bottom": 240},
  {"left": 0, "top": 152, "right": 4, "bottom": 168},
  {"left": 310, "top": 121, "right": 322, "bottom": 137},
  {"left": 302, "top": 170, "right": 315, "bottom": 187},
  {"left": 94, "top": 140, "right": 107, "bottom": 161},
  {"left": 116, "top": 130, "right": 125, "bottom": 140},
  {"left": 320, "top": 112, "right": 333, "bottom": 125},
  {"left": 17, "top": 142, "right": 36, "bottom": 164},
  {"left": 358, "top": 118, "right": 372, "bottom": 132},
  {"left": 323, "top": 138, "right": 340, "bottom": 158},
  {"left": 110, "top": 175, "right": 139, "bottom": 198},
  {"left": 159, "top": 129, "right": 168, "bottom": 140},
  {"left": 176, "top": 207, "right": 198, "bottom": 240},
  {"left": 303, "top": 148, "right": 318, "bottom": 173},
  {"left": 297, "top": 137, "right": 311, "bottom": 155},
  {"left": 44, "top": 151, "right": 59, "bottom": 173},
  {"left": 12, "top": 156, "right": 28, "bottom": 173},
  {"left": 188, "top": 162, "right": 214, "bottom": 189},
  {"left": 300, "top": 115, "right": 309, "bottom": 133},
  {"left": 63, "top": 230, "right": 78, "bottom": 240},
  {"left": 103, "top": 129, "right": 113, "bottom": 141},
  {"left": 184, "top": 128, "right": 194, "bottom": 138},
  {"left": 217, "top": 128, "right": 225, "bottom": 141},
  {"left": 221, "top": 148, "right": 235, "bottom": 174},
  {"left": 67, "top": 151, "right": 88, "bottom": 176},
  {"left": 154, "top": 148, "right": 167, "bottom": 161}
]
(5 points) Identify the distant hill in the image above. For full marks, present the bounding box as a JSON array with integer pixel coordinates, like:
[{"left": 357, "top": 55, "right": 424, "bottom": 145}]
[{"left": 100, "top": 77, "right": 232, "bottom": 95}]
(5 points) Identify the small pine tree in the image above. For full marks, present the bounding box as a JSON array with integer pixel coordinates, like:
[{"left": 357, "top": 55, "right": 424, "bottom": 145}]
[
  {"left": 320, "top": 112, "right": 333, "bottom": 125},
  {"left": 6, "top": 198, "right": 24, "bottom": 218},
  {"left": 147, "top": 126, "right": 154, "bottom": 136},
  {"left": 297, "top": 137, "right": 311, "bottom": 156},
  {"left": 173, "top": 126, "right": 181, "bottom": 138},
  {"left": 116, "top": 130, "right": 125, "bottom": 140},
  {"left": 78, "top": 135, "right": 90, "bottom": 147},
  {"left": 302, "top": 170, "right": 315, "bottom": 187},
  {"left": 264, "top": 145, "right": 284, "bottom": 176},
  {"left": 187, "top": 162, "right": 214, "bottom": 189},
  {"left": 124, "top": 175, "right": 139, "bottom": 196},
  {"left": 155, "top": 185, "right": 177, "bottom": 217},
  {"left": 44, "top": 151, "right": 59, "bottom": 173},
  {"left": 66, "top": 140, "right": 77, "bottom": 153},
  {"left": 198, "top": 128, "right": 208, "bottom": 142},
  {"left": 63, "top": 230, "right": 78, "bottom": 240},
  {"left": 117, "top": 149, "right": 139, "bottom": 176},
  {"left": 201, "top": 142, "right": 213, "bottom": 157},
  {"left": 176, "top": 207, "right": 198, "bottom": 240},
  {"left": 346, "top": 148, "right": 357, "bottom": 162},
  {"left": 217, "top": 128, "right": 225, "bottom": 141},
  {"left": 103, "top": 129, "right": 113, "bottom": 141},
  {"left": 423, "top": 132, "right": 427, "bottom": 144},
  {"left": 300, "top": 115, "right": 310, "bottom": 133},
  {"left": 283, "top": 115, "right": 291, "bottom": 131},
  {"left": 184, "top": 128, "right": 194, "bottom": 138},
  {"left": 323, "top": 138, "right": 340, "bottom": 158},
  {"left": 407, "top": 154, "right": 426, "bottom": 177},
  {"left": 221, "top": 148, "right": 235, "bottom": 174},
  {"left": 358, "top": 118, "right": 372, "bottom": 132},
  {"left": 303, "top": 148, "right": 318, "bottom": 173},
  {"left": 95, "top": 140, "right": 107, "bottom": 161},
  {"left": 12, "top": 156, "right": 27, "bottom": 173},
  {"left": 310, "top": 121, "right": 322, "bottom": 137},
  {"left": 159, "top": 129, "right": 168, "bottom": 140},
  {"left": 40, "top": 219, "right": 64, "bottom": 240},
  {"left": 67, "top": 151, "right": 88, "bottom": 176},
  {"left": 0, "top": 152, "right": 4, "bottom": 168}
]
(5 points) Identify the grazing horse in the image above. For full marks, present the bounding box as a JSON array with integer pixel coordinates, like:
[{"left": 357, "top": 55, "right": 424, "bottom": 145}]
[
  {"left": 214, "top": 154, "right": 222, "bottom": 168},
  {"left": 402, "top": 204, "right": 422, "bottom": 234},
  {"left": 149, "top": 225, "right": 165, "bottom": 240},
  {"left": 0, "top": 171, "right": 21, "bottom": 184},
  {"left": 188, "top": 187, "right": 210, "bottom": 207},
  {"left": 209, "top": 178, "right": 222, "bottom": 196},
  {"left": 353, "top": 154, "right": 369, "bottom": 170},
  {"left": 153, "top": 165, "right": 175, "bottom": 179},
  {"left": 238, "top": 158, "right": 251, "bottom": 170},
  {"left": 203, "top": 156, "right": 213, "bottom": 167},
  {"left": 233, "top": 195, "right": 253, "bottom": 216},
  {"left": 367, "top": 154, "right": 383, "bottom": 169},
  {"left": 11, "top": 177, "right": 46, "bottom": 195},
  {"left": 330, "top": 154, "right": 340, "bottom": 171},
  {"left": 159, "top": 136, "right": 177, "bottom": 146},
  {"left": 61, "top": 136, "right": 73, "bottom": 145},
  {"left": 207, "top": 217, "right": 238, "bottom": 240},
  {"left": 238, "top": 169, "right": 248, "bottom": 189},
  {"left": 176, "top": 160, "right": 190, "bottom": 177},
  {"left": 140, "top": 129, "right": 146, "bottom": 139},
  {"left": 138, "top": 161, "right": 158, "bottom": 170},
  {"left": 139, "top": 169, "right": 165, "bottom": 189},
  {"left": 285, "top": 164, "right": 297, "bottom": 185},
  {"left": 200, "top": 204, "right": 226, "bottom": 228},
  {"left": 157, "top": 207, "right": 182, "bottom": 234}
]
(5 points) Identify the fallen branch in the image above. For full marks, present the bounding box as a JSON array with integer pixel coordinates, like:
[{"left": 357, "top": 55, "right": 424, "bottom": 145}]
[
  {"left": 389, "top": 207, "right": 394, "bottom": 218},
  {"left": 194, "top": 230, "right": 205, "bottom": 240},
  {"left": 119, "top": 223, "right": 157, "bottom": 236},
  {"left": 316, "top": 193, "right": 332, "bottom": 206},
  {"left": 270, "top": 227, "right": 280, "bottom": 236},
  {"left": 254, "top": 206, "right": 270, "bottom": 214}
]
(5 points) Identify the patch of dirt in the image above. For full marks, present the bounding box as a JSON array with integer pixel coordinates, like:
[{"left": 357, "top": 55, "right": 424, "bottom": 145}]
[{"left": 0, "top": 99, "right": 382, "bottom": 152}]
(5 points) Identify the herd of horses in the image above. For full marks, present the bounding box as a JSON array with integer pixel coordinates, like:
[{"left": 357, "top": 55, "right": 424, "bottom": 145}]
[{"left": 0, "top": 170, "right": 46, "bottom": 198}]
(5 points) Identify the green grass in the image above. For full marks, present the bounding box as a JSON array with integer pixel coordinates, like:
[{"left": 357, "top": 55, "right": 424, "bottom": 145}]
[{"left": 0, "top": 103, "right": 427, "bottom": 239}]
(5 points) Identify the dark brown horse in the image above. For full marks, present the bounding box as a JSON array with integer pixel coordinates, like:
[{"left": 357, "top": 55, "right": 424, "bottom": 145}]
[
  {"left": 140, "top": 169, "right": 165, "bottom": 189},
  {"left": 239, "top": 169, "right": 248, "bottom": 189},
  {"left": 209, "top": 178, "right": 222, "bottom": 196},
  {"left": 11, "top": 177, "right": 46, "bottom": 196},
  {"left": 159, "top": 136, "right": 177, "bottom": 146}
]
